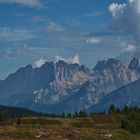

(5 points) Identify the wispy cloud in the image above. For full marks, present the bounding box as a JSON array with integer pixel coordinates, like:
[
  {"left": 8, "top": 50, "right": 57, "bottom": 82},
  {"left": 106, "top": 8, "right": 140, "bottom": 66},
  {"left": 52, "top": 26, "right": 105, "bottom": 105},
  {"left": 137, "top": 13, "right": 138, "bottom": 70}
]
[
  {"left": 120, "top": 42, "right": 137, "bottom": 52},
  {"left": 0, "top": 28, "right": 36, "bottom": 42},
  {"left": 86, "top": 37, "right": 101, "bottom": 45},
  {"left": 66, "top": 18, "right": 82, "bottom": 27},
  {"left": 30, "top": 16, "right": 46, "bottom": 22},
  {"left": 45, "top": 21, "right": 66, "bottom": 32},
  {"left": 0, "top": 46, "right": 48, "bottom": 59},
  {"left": 84, "top": 12, "right": 103, "bottom": 17},
  {"left": 0, "top": 0, "right": 46, "bottom": 8}
]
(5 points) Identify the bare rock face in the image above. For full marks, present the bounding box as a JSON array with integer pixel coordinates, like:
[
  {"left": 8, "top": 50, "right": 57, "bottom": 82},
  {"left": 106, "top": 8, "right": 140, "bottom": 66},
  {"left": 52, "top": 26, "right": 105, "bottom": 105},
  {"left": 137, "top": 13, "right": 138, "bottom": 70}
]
[
  {"left": 49, "top": 58, "right": 140, "bottom": 114},
  {"left": 87, "top": 78, "right": 140, "bottom": 113},
  {"left": 39, "top": 60, "right": 90, "bottom": 104},
  {"left": 80, "top": 58, "right": 139, "bottom": 107},
  {"left": 0, "top": 58, "right": 140, "bottom": 113},
  {"left": 129, "top": 58, "right": 140, "bottom": 70},
  {"left": 0, "top": 60, "right": 90, "bottom": 107}
]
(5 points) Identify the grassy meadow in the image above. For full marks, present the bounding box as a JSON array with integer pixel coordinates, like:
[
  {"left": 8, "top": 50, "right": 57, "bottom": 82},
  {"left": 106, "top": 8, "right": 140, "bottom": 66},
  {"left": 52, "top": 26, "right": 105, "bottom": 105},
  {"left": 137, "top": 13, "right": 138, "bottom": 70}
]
[{"left": 0, "top": 114, "right": 140, "bottom": 140}]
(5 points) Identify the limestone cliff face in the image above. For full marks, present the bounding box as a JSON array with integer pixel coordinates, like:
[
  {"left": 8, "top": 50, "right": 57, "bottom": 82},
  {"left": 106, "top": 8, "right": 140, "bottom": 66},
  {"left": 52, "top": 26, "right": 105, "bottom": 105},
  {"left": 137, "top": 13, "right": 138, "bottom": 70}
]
[
  {"left": 45, "top": 58, "right": 140, "bottom": 113},
  {"left": 0, "top": 58, "right": 140, "bottom": 113},
  {"left": 87, "top": 78, "right": 140, "bottom": 113},
  {"left": 74, "top": 58, "right": 140, "bottom": 109}
]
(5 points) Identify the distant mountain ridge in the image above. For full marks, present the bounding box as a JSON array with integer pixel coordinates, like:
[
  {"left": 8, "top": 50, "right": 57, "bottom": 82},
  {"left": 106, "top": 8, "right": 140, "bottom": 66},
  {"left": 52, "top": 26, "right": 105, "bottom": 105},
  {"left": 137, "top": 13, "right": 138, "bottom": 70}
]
[
  {"left": 88, "top": 78, "right": 140, "bottom": 113},
  {"left": 0, "top": 58, "right": 140, "bottom": 114},
  {"left": 0, "top": 105, "right": 47, "bottom": 119}
]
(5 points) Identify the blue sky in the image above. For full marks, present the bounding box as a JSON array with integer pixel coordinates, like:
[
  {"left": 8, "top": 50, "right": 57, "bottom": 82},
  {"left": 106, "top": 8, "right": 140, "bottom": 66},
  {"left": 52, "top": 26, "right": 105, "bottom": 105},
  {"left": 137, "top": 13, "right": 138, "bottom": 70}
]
[{"left": 0, "top": 0, "right": 139, "bottom": 79}]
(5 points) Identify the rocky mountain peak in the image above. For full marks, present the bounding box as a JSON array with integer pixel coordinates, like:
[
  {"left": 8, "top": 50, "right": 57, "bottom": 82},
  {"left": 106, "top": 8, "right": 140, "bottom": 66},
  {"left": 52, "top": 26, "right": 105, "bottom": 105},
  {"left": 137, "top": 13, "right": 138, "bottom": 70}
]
[
  {"left": 1, "top": 57, "right": 140, "bottom": 114},
  {"left": 55, "top": 60, "right": 80, "bottom": 69},
  {"left": 94, "top": 58, "right": 121, "bottom": 71},
  {"left": 5, "top": 64, "right": 33, "bottom": 81},
  {"left": 15, "top": 64, "right": 33, "bottom": 74},
  {"left": 80, "top": 65, "right": 91, "bottom": 74},
  {"left": 129, "top": 57, "right": 140, "bottom": 70},
  {"left": 106, "top": 58, "right": 120, "bottom": 66}
]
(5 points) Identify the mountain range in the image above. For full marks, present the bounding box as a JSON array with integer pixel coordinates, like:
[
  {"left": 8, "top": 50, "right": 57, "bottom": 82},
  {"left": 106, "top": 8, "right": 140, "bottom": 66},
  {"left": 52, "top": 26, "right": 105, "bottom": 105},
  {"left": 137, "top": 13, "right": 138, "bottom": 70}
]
[
  {"left": 1, "top": 57, "right": 140, "bottom": 114},
  {"left": 88, "top": 78, "right": 140, "bottom": 113}
]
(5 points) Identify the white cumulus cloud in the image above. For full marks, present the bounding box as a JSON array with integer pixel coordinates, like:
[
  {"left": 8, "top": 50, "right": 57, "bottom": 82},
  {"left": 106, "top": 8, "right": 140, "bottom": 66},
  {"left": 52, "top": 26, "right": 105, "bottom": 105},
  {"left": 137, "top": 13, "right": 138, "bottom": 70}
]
[
  {"left": 55, "top": 54, "right": 80, "bottom": 64},
  {"left": 109, "top": 3, "right": 126, "bottom": 17},
  {"left": 122, "top": 44, "right": 137, "bottom": 52},
  {"left": 109, "top": 0, "right": 140, "bottom": 44},
  {"left": 35, "top": 58, "right": 46, "bottom": 68}
]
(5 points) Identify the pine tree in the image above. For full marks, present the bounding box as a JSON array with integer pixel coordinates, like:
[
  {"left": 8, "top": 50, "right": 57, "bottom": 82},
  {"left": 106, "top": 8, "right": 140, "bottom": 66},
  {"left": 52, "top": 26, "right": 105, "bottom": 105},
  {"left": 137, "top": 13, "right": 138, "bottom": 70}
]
[{"left": 108, "top": 104, "right": 116, "bottom": 114}]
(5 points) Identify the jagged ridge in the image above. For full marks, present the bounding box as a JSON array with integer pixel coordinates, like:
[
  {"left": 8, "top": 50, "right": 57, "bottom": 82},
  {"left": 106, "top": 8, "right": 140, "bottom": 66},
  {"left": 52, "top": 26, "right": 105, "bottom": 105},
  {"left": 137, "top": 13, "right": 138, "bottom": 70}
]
[{"left": 0, "top": 58, "right": 140, "bottom": 114}]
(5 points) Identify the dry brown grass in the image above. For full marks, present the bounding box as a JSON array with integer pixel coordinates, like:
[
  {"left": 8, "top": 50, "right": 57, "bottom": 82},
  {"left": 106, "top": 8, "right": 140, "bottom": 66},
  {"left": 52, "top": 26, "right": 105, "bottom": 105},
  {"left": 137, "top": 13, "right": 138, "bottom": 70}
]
[{"left": 0, "top": 116, "right": 139, "bottom": 140}]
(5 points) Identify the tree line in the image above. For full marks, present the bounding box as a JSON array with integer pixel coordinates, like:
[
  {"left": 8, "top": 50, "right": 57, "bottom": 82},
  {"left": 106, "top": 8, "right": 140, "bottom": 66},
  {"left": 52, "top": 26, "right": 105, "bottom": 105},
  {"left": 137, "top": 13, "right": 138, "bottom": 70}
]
[{"left": 0, "top": 104, "right": 140, "bottom": 134}]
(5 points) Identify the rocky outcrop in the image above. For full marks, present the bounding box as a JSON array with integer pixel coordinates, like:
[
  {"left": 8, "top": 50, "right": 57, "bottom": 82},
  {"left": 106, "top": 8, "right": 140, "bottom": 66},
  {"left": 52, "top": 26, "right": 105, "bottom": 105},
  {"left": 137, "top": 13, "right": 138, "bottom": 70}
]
[
  {"left": 88, "top": 78, "right": 140, "bottom": 113},
  {"left": 0, "top": 58, "right": 140, "bottom": 113}
]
